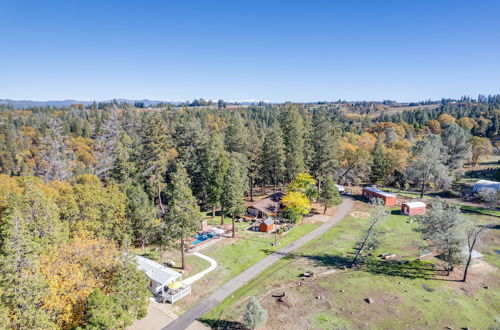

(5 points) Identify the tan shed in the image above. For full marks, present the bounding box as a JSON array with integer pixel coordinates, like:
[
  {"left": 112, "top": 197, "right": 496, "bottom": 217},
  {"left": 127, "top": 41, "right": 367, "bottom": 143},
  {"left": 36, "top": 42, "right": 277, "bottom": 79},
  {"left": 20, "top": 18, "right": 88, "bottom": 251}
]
[{"left": 401, "top": 202, "right": 426, "bottom": 216}]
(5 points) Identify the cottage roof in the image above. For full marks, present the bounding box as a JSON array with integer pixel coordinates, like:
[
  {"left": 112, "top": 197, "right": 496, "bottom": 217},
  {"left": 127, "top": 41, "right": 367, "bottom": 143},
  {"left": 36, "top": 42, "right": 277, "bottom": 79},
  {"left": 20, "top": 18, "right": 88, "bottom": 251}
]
[
  {"left": 250, "top": 192, "right": 284, "bottom": 215},
  {"left": 473, "top": 180, "right": 500, "bottom": 193},
  {"left": 263, "top": 218, "right": 274, "bottom": 226},
  {"left": 363, "top": 187, "right": 397, "bottom": 198},
  {"left": 403, "top": 202, "right": 426, "bottom": 208},
  {"left": 136, "top": 256, "right": 181, "bottom": 285}
]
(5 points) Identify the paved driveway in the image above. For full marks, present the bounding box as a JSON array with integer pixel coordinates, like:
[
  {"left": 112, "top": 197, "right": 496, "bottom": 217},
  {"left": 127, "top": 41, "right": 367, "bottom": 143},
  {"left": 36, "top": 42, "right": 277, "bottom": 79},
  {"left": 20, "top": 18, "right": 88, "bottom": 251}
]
[{"left": 163, "top": 197, "right": 355, "bottom": 330}]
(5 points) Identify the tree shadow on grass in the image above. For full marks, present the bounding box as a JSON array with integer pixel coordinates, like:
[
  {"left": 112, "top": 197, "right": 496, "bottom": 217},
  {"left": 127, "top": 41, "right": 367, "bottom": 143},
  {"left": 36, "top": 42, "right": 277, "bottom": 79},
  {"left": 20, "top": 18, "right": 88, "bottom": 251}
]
[
  {"left": 301, "top": 253, "right": 353, "bottom": 268},
  {"left": 364, "top": 259, "right": 440, "bottom": 279},
  {"left": 299, "top": 253, "right": 459, "bottom": 281},
  {"left": 198, "top": 318, "right": 248, "bottom": 330},
  {"left": 259, "top": 249, "right": 299, "bottom": 260}
]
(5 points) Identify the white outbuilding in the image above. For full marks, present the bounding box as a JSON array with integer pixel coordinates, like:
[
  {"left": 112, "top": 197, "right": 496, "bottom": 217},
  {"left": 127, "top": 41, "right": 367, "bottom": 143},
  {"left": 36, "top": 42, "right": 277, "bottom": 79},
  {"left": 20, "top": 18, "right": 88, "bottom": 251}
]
[
  {"left": 135, "top": 256, "right": 182, "bottom": 295},
  {"left": 472, "top": 180, "right": 500, "bottom": 194}
]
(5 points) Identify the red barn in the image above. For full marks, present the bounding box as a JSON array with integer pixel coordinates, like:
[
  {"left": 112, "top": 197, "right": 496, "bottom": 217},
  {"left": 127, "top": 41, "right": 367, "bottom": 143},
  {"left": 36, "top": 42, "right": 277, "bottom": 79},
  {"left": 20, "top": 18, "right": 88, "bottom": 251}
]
[
  {"left": 259, "top": 218, "right": 275, "bottom": 232},
  {"left": 362, "top": 187, "right": 397, "bottom": 206},
  {"left": 401, "top": 202, "right": 426, "bottom": 216}
]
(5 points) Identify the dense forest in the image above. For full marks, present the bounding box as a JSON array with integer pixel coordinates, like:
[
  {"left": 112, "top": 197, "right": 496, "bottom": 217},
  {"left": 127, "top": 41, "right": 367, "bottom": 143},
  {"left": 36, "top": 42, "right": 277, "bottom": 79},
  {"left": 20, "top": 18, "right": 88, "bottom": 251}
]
[{"left": 0, "top": 95, "right": 498, "bottom": 329}]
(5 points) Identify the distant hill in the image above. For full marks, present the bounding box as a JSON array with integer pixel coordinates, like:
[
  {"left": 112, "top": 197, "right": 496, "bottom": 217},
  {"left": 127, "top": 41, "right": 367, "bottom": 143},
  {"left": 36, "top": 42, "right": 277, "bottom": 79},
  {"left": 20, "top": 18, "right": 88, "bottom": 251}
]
[{"left": 0, "top": 99, "right": 171, "bottom": 109}]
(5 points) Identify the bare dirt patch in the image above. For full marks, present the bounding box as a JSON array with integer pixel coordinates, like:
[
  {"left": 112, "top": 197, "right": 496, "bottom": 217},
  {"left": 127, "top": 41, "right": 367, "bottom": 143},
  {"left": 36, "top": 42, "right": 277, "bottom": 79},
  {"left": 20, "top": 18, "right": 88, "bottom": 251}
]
[
  {"left": 440, "top": 259, "right": 498, "bottom": 294},
  {"left": 351, "top": 211, "right": 369, "bottom": 218}
]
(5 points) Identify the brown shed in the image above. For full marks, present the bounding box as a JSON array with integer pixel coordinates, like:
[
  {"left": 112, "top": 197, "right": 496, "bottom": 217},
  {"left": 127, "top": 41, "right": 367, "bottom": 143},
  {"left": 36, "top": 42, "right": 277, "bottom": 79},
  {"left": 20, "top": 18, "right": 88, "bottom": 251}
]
[
  {"left": 362, "top": 187, "right": 397, "bottom": 206},
  {"left": 259, "top": 218, "right": 275, "bottom": 232},
  {"left": 401, "top": 202, "right": 426, "bottom": 216}
]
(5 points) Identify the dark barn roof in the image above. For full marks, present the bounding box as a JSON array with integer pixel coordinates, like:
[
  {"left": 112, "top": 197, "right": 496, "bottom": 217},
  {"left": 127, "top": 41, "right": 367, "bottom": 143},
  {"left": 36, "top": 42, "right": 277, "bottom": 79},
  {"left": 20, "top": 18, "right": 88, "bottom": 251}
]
[{"left": 249, "top": 192, "right": 284, "bottom": 215}]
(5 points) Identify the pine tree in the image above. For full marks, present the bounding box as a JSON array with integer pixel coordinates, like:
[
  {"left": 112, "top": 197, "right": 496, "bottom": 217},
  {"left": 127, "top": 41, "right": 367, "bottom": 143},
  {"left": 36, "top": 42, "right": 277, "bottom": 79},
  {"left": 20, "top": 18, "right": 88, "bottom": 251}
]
[
  {"left": 0, "top": 193, "right": 54, "bottom": 328},
  {"left": 311, "top": 110, "right": 339, "bottom": 194},
  {"left": 225, "top": 116, "right": 248, "bottom": 154},
  {"left": 243, "top": 296, "right": 268, "bottom": 329},
  {"left": 126, "top": 184, "right": 156, "bottom": 251},
  {"left": 221, "top": 154, "right": 248, "bottom": 237},
  {"left": 260, "top": 124, "right": 286, "bottom": 192},
  {"left": 173, "top": 122, "right": 209, "bottom": 202},
  {"left": 280, "top": 104, "right": 305, "bottom": 182},
  {"left": 142, "top": 113, "right": 177, "bottom": 214},
  {"left": 204, "top": 134, "right": 229, "bottom": 219},
  {"left": 370, "top": 136, "right": 389, "bottom": 185},
  {"left": 320, "top": 174, "right": 341, "bottom": 214},
  {"left": 164, "top": 163, "right": 201, "bottom": 269},
  {"left": 111, "top": 132, "right": 138, "bottom": 184},
  {"left": 246, "top": 130, "right": 262, "bottom": 202}
]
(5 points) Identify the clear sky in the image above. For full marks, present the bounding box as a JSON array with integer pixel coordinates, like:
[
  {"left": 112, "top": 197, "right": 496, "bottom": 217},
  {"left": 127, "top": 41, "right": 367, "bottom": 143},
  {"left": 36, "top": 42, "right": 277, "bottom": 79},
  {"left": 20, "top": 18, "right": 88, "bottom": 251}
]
[{"left": 0, "top": 0, "right": 499, "bottom": 102}]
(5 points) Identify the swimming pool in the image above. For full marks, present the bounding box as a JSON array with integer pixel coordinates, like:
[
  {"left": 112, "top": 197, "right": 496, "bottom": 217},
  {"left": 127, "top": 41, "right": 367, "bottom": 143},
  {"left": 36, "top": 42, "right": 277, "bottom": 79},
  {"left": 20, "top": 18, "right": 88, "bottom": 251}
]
[{"left": 192, "top": 232, "right": 215, "bottom": 245}]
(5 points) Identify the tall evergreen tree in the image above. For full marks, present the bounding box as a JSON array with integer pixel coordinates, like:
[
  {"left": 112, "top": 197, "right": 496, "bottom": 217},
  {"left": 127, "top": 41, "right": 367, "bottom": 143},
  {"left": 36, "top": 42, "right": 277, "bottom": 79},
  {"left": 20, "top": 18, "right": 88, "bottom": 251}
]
[
  {"left": 173, "top": 122, "right": 209, "bottom": 202},
  {"left": 224, "top": 116, "right": 248, "bottom": 154},
  {"left": 246, "top": 129, "right": 262, "bottom": 202},
  {"left": 111, "top": 132, "right": 138, "bottom": 184},
  {"left": 260, "top": 124, "right": 286, "bottom": 192},
  {"left": 320, "top": 174, "right": 342, "bottom": 214},
  {"left": 280, "top": 104, "right": 305, "bottom": 182},
  {"left": 221, "top": 153, "right": 248, "bottom": 237},
  {"left": 163, "top": 163, "right": 201, "bottom": 269},
  {"left": 204, "top": 133, "right": 229, "bottom": 219},
  {"left": 310, "top": 110, "right": 339, "bottom": 194},
  {"left": 370, "top": 136, "right": 389, "bottom": 185},
  {"left": 142, "top": 113, "right": 177, "bottom": 214},
  {"left": 0, "top": 193, "right": 54, "bottom": 328}
]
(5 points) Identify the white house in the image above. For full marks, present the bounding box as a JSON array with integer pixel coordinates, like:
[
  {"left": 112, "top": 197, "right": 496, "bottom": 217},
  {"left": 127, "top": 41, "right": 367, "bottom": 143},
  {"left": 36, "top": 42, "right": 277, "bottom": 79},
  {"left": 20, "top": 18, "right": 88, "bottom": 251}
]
[
  {"left": 135, "top": 256, "right": 182, "bottom": 294},
  {"left": 135, "top": 256, "right": 192, "bottom": 303}
]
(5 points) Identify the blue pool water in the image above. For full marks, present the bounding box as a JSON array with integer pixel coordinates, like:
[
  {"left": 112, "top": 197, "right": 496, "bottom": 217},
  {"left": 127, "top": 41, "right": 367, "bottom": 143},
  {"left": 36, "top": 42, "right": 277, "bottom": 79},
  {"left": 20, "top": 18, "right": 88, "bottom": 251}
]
[{"left": 192, "top": 232, "right": 215, "bottom": 245}]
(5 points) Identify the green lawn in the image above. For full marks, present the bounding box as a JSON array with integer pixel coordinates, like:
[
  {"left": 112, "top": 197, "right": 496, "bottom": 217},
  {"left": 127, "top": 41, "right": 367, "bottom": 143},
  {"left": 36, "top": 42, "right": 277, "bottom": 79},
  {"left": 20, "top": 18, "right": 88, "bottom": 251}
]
[
  {"left": 203, "top": 203, "right": 500, "bottom": 329},
  {"left": 458, "top": 204, "right": 500, "bottom": 217},
  {"left": 171, "top": 219, "right": 322, "bottom": 313},
  {"left": 205, "top": 222, "right": 320, "bottom": 278}
]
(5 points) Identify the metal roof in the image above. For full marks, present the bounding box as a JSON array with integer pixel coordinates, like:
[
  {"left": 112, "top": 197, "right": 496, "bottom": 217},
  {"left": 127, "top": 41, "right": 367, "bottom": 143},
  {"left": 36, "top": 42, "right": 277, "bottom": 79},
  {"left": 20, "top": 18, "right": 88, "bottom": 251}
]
[
  {"left": 403, "top": 202, "right": 426, "bottom": 208},
  {"left": 136, "top": 256, "right": 182, "bottom": 285},
  {"left": 472, "top": 180, "right": 500, "bottom": 193},
  {"left": 263, "top": 218, "right": 274, "bottom": 226},
  {"left": 363, "top": 187, "right": 397, "bottom": 198}
]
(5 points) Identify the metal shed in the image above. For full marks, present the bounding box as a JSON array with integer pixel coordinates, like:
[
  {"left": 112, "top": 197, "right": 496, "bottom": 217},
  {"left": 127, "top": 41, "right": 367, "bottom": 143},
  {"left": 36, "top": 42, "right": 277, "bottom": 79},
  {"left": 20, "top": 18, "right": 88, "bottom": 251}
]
[
  {"left": 362, "top": 187, "right": 397, "bottom": 206},
  {"left": 472, "top": 180, "right": 500, "bottom": 194},
  {"left": 401, "top": 201, "right": 426, "bottom": 216}
]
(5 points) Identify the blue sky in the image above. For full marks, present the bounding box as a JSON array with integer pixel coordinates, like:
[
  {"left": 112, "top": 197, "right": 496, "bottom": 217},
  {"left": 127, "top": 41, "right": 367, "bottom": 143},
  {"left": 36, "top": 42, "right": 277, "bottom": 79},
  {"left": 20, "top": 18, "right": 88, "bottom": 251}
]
[{"left": 0, "top": 0, "right": 499, "bottom": 102}]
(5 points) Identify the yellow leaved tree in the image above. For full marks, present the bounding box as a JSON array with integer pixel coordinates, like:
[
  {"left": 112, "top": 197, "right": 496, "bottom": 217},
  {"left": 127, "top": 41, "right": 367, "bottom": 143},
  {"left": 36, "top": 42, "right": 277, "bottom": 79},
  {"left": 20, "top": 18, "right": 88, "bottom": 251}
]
[{"left": 40, "top": 236, "right": 119, "bottom": 329}]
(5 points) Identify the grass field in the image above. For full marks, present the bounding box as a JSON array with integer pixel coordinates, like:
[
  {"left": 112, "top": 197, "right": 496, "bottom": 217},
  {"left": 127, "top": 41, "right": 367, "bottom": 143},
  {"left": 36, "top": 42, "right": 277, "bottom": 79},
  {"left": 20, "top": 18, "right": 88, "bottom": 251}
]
[{"left": 202, "top": 202, "right": 500, "bottom": 329}]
